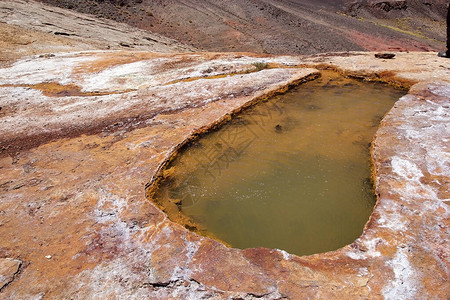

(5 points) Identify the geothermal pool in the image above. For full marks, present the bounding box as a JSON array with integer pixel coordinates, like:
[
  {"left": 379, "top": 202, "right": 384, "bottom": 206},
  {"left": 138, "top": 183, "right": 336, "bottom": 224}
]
[{"left": 153, "top": 72, "right": 405, "bottom": 256}]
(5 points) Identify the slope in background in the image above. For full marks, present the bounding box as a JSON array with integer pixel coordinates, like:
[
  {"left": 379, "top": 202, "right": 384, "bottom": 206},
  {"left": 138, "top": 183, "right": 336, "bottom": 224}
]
[{"left": 37, "top": 0, "right": 447, "bottom": 54}]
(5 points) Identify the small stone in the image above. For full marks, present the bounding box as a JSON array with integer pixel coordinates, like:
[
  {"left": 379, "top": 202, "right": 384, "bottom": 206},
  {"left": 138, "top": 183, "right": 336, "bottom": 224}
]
[
  {"left": 169, "top": 198, "right": 182, "bottom": 205},
  {"left": 274, "top": 124, "right": 283, "bottom": 132},
  {"left": 375, "top": 53, "right": 396, "bottom": 59},
  {"left": 45, "top": 255, "right": 52, "bottom": 259}
]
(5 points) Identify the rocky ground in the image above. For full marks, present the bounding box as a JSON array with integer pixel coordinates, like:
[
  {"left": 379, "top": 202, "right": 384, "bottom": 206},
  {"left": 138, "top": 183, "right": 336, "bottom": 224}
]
[
  {"left": 0, "top": 49, "right": 449, "bottom": 298},
  {"left": 0, "top": 0, "right": 194, "bottom": 67},
  {"left": 36, "top": 0, "right": 447, "bottom": 54},
  {"left": 0, "top": 0, "right": 449, "bottom": 299}
]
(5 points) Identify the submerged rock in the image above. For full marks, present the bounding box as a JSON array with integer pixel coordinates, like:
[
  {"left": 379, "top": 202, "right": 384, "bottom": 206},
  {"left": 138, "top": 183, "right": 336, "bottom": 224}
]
[{"left": 274, "top": 124, "right": 283, "bottom": 132}]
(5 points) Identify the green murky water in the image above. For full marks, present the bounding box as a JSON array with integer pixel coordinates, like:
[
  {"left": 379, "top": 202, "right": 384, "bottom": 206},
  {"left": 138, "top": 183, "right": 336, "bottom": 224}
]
[{"left": 154, "top": 72, "right": 405, "bottom": 256}]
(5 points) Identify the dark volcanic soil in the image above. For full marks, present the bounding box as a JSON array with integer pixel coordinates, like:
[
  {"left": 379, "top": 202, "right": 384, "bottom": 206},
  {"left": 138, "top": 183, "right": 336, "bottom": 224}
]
[{"left": 36, "top": 0, "right": 448, "bottom": 54}]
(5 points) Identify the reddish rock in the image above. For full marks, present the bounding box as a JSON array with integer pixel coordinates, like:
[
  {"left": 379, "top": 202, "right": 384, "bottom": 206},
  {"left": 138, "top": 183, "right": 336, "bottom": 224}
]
[{"left": 0, "top": 48, "right": 448, "bottom": 299}]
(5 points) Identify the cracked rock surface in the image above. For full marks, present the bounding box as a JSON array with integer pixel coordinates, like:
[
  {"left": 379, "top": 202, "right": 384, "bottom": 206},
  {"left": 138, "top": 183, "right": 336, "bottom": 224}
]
[
  {"left": 0, "top": 258, "right": 21, "bottom": 291},
  {"left": 0, "top": 50, "right": 449, "bottom": 299}
]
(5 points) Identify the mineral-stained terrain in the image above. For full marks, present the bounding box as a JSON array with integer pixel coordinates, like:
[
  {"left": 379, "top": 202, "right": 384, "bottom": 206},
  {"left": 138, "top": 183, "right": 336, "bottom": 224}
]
[
  {"left": 0, "top": 0, "right": 449, "bottom": 299},
  {"left": 36, "top": 0, "right": 448, "bottom": 54},
  {"left": 0, "top": 49, "right": 449, "bottom": 298}
]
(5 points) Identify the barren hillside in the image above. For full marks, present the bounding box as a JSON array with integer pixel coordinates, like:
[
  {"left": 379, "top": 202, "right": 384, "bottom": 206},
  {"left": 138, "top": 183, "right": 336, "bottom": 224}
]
[
  {"left": 37, "top": 0, "right": 448, "bottom": 54},
  {"left": 0, "top": 0, "right": 195, "bottom": 66}
]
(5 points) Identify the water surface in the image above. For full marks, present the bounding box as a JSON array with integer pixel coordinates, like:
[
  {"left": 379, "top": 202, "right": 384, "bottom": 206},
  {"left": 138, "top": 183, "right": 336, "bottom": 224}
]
[{"left": 154, "top": 72, "right": 405, "bottom": 256}]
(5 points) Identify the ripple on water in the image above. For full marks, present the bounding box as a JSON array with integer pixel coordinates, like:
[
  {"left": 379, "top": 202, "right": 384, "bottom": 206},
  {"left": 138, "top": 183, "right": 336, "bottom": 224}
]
[{"left": 153, "top": 71, "right": 406, "bottom": 256}]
